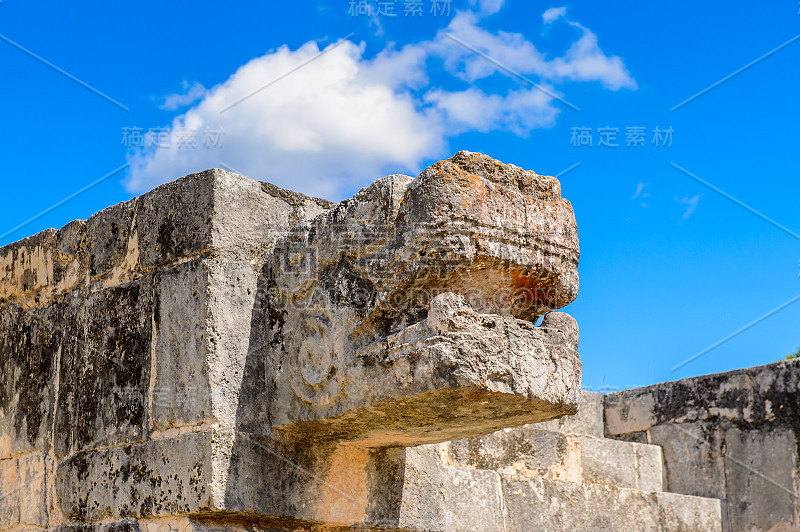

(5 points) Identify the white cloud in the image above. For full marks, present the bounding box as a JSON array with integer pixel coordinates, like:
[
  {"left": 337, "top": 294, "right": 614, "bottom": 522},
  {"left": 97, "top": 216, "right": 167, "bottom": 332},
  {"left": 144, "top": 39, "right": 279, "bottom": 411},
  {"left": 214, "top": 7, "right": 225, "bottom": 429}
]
[
  {"left": 551, "top": 23, "right": 637, "bottom": 90},
  {"left": 435, "top": 12, "right": 636, "bottom": 90},
  {"left": 128, "top": 40, "right": 443, "bottom": 199},
  {"left": 127, "top": 4, "right": 636, "bottom": 199},
  {"left": 676, "top": 194, "right": 703, "bottom": 219},
  {"left": 469, "top": 0, "right": 506, "bottom": 16},
  {"left": 631, "top": 182, "right": 646, "bottom": 200},
  {"left": 159, "top": 81, "right": 206, "bottom": 110},
  {"left": 433, "top": 12, "right": 548, "bottom": 82},
  {"left": 361, "top": 43, "right": 429, "bottom": 90},
  {"left": 426, "top": 86, "right": 558, "bottom": 135},
  {"left": 542, "top": 6, "right": 566, "bottom": 24}
]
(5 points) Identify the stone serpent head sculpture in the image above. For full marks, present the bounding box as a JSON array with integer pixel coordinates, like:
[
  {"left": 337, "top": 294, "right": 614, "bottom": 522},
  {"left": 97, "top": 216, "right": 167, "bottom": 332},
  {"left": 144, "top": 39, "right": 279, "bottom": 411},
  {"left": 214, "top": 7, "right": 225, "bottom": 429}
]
[{"left": 263, "top": 151, "right": 581, "bottom": 446}]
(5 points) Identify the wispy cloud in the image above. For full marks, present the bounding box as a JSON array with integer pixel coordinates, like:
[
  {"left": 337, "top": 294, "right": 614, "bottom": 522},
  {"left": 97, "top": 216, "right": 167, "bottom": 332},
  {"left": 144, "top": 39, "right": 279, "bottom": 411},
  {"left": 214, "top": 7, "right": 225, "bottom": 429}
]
[
  {"left": 437, "top": 12, "right": 636, "bottom": 90},
  {"left": 542, "top": 6, "right": 566, "bottom": 24},
  {"left": 676, "top": 194, "right": 703, "bottom": 219},
  {"left": 553, "top": 22, "right": 638, "bottom": 90},
  {"left": 631, "top": 182, "right": 646, "bottom": 200},
  {"left": 469, "top": 0, "right": 506, "bottom": 16},
  {"left": 631, "top": 182, "right": 651, "bottom": 208},
  {"left": 159, "top": 81, "right": 206, "bottom": 110}
]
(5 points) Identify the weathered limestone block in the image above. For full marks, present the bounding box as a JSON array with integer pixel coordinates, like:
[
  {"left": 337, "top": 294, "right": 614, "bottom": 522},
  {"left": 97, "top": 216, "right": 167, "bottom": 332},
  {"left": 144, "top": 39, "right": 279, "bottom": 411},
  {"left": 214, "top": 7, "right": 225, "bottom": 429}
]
[
  {"left": 722, "top": 427, "right": 797, "bottom": 530},
  {"left": 54, "top": 277, "right": 154, "bottom": 455},
  {"left": 272, "top": 294, "right": 580, "bottom": 445},
  {"left": 0, "top": 457, "right": 19, "bottom": 529},
  {"left": 151, "top": 259, "right": 213, "bottom": 431},
  {"left": 580, "top": 434, "right": 662, "bottom": 493},
  {"left": 56, "top": 431, "right": 215, "bottom": 521},
  {"left": 534, "top": 390, "right": 604, "bottom": 437},
  {"left": 605, "top": 359, "right": 800, "bottom": 532},
  {"left": 648, "top": 421, "right": 726, "bottom": 501},
  {"left": 0, "top": 452, "right": 50, "bottom": 529},
  {"left": 150, "top": 257, "right": 258, "bottom": 433},
  {"left": 500, "top": 474, "right": 721, "bottom": 532},
  {"left": 447, "top": 424, "right": 582, "bottom": 483},
  {"left": 19, "top": 452, "right": 48, "bottom": 527},
  {"left": 0, "top": 169, "right": 330, "bottom": 309},
  {"left": 397, "top": 445, "right": 506, "bottom": 531},
  {"left": 445, "top": 424, "right": 662, "bottom": 492},
  {"left": 220, "top": 431, "right": 396, "bottom": 527},
  {"left": 0, "top": 302, "right": 59, "bottom": 458},
  {"left": 656, "top": 492, "right": 726, "bottom": 532},
  {"left": 352, "top": 441, "right": 717, "bottom": 532},
  {"left": 0, "top": 168, "right": 336, "bottom": 530},
  {"left": 501, "top": 474, "right": 660, "bottom": 531}
]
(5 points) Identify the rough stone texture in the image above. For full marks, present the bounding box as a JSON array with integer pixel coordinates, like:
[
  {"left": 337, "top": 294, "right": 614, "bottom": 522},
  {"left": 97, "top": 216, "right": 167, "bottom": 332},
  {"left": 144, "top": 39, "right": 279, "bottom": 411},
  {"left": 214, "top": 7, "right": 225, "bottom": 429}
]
[
  {"left": 150, "top": 259, "right": 212, "bottom": 431},
  {"left": 448, "top": 425, "right": 583, "bottom": 483},
  {"left": 0, "top": 153, "right": 594, "bottom": 530},
  {"left": 446, "top": 425, "right": 662, "bottom": 492},
  {"left": 271, "top": 295, "right": 581, "bottom": 446},
  {"left": 656, "top": 492, "right": 728, "bottom": 532},
  {"left": 398, "top": 445, "right": 506, "bottom": 531},
  {"left": 605, "top": 358, "right": 800, "bottom": 531},
  {"left": 381, "top": 442, "right": 717, "bottom": 532},
  {"left": 580, "top": 434, "right": 662, "bottom": 493},
  {"left": 56, "top": 276, "right": 155, "bottom": 455},
  {"left": 501, "top": 475, "right": 721, "bottom": 531},
  {"left": 0, "top": 457, "right": 20, "bottom": 528},
  {"left": 19, "top": 452, "right": 48, "bottom": 527},
  {"left": 0, "top": 167, "right": 334, "bottom": 529},
  {"left": 0, "top": 301, "right": 59, "bottom": 458},
  {"left": 535, "top": 390, "right": 604, "bottom": 437},
  {"left": 54, "top": 430, "right": 261, "bottom": 522}
]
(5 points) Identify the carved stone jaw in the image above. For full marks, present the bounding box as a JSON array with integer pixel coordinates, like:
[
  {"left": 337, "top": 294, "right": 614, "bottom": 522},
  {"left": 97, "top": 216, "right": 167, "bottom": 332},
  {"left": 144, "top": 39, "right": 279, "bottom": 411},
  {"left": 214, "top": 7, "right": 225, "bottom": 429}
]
[
  {"left": 275, "top": 292, "right": 580, "bottom": 446},
  {"left": 265, "top": 151, "right": 581, "bottom": 446}
]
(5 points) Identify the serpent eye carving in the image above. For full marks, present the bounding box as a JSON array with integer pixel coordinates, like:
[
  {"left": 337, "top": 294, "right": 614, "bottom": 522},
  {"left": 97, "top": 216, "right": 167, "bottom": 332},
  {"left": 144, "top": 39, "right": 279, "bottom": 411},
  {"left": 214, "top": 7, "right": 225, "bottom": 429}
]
[
  {"left": 288, "top": 311, "right": 348, "bottom": 407},
  {"left": 297, "top": 315, "right": 335, "bottom": 387}
]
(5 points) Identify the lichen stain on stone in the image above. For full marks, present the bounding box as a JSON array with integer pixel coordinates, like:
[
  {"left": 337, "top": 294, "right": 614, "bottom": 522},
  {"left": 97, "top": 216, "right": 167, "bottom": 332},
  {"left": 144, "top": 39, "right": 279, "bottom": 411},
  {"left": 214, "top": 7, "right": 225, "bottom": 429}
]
[
  {"left": 0, "top": 242, "right": 56, "bottom": 304},
  {"left": 100, "top": 227, "right": 141, "bottom": 289},
  {"left": 319, "top": 256, "right": 376, "bottom": 317}
]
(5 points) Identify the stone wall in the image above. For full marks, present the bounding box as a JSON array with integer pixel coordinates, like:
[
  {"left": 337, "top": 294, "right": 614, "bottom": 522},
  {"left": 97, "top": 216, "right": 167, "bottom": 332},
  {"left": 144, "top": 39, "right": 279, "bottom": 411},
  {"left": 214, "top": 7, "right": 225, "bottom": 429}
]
[
  {"left": 605, "top": 358, "right": 800, "bottom": 531},
  {"left": 0, "top": 168, "right": 332, "bottom": 529},
  {"left": 1, "top": 150, "right": 755, "bottom": 531},
  {"left": 0, "top": 152, "right": 585, "bottom": 530}
]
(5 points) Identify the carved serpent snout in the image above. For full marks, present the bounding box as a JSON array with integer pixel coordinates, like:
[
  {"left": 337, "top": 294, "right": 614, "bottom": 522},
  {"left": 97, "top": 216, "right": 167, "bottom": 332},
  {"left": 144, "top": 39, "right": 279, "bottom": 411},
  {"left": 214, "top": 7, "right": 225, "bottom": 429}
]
[{"left": 273, "top": 151, "right": 580, "bottom": 344}]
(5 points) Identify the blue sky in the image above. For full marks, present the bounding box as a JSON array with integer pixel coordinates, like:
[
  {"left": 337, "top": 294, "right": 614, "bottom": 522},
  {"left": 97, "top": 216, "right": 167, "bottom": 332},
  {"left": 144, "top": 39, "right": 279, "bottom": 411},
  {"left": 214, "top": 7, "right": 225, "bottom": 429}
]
[{"left": 1, "top": 1, "right": 799, "bottom": 392}]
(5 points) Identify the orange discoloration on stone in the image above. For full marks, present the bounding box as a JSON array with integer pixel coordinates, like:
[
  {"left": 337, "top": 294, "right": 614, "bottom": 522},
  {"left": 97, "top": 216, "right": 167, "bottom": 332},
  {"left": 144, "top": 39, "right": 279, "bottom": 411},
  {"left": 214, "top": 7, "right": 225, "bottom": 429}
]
[{"left": 316, "top": 445, "right": 369, "bottom": 525}]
